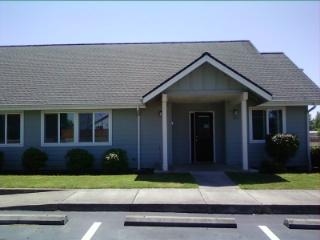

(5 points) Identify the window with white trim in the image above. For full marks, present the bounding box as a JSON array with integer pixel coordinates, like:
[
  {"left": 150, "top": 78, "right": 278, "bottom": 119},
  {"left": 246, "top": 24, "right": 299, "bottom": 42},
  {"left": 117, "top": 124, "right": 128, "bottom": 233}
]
[
  {"left": 42, "top": 111, "right": 111, "bottom": 145},
  {"left": 0, "top": 113, "right": 23, "bottom": 145},
  {"left": 250, "top": 108, "right": 285, "bottom": 142}
]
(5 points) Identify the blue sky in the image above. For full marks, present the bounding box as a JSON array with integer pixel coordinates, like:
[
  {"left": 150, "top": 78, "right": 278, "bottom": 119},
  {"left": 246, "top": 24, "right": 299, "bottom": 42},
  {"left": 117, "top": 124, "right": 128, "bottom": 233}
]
[{"left": 0, "top": 1, "right": 319, "bottom": 116}]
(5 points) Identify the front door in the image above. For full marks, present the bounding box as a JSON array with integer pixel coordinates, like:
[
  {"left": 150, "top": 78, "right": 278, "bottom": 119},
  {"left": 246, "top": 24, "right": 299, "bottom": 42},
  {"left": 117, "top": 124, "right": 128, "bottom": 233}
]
[{"left": 191, "top": 112, "right": 214, "bottom": 162}]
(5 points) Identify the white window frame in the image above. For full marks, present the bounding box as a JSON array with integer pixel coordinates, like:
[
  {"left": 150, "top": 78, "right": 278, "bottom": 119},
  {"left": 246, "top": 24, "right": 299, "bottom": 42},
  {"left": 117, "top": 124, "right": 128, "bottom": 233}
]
[
  {"left": 41, "top": 110, "right": 112, "bottom": 146},
  {"left": 249, "top": 107, "right": 286, "bottom": 143},
  {"left": 0, "top": 112, "right": 24, "bottom": 147}
]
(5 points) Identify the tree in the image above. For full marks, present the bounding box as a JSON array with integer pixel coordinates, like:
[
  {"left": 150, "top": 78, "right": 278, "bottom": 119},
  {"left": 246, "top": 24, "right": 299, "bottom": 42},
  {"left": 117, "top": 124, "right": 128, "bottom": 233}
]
[
  {"left": 310, "top": 112, "right": 320, "bottom": 131},
  {"left": 314, "top": 112, "right": 320, "bottom": 131}
]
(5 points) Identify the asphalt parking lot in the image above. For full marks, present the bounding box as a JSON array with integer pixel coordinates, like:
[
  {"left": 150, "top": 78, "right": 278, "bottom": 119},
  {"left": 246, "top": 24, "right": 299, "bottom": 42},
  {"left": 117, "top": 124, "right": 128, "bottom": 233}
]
[{"left": 0, "top": 211, "right": 319, "bottom": 240}]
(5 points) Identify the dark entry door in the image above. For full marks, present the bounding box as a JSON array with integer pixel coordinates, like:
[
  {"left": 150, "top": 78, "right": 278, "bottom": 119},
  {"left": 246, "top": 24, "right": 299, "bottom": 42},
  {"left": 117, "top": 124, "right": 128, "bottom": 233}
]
[{"left": 191, "top": 112, "right": 214, "bottom": 162}]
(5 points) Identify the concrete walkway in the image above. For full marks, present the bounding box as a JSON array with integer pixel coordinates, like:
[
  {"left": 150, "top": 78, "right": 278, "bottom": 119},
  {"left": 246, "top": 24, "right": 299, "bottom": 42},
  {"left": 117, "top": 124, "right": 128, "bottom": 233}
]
[
  {"left": 0, "top": 187, "right": 319, "bottom": 214},
  {"left": 190, "top": 171, "right": 239, "bottom": 189},
  {"left": 0, "top": 171, "right": 319, "bottom": 214}
]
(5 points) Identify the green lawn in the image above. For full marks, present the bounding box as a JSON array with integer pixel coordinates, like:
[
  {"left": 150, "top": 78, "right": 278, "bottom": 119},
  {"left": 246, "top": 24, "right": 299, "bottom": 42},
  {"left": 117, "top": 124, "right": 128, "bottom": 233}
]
[
  {"left": 0, "top": 173, "right": 197, "bottom": 189},
  {"left": 226, "top": 172, "right": 320, "bottom": 190}
]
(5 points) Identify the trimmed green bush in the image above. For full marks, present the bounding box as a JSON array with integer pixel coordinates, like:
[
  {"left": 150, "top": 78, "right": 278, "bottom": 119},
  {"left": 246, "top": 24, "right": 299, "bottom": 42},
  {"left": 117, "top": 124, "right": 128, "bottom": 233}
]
[
  {"left": 102, "top": 148, "right": 128, "bottom": 174},
  {"left": 65, "top": 149, "right": 94, "bottom": 173},
  {"left": 0, "top": 151, "right": 4, "bottom": 171},
  {"left": 266, "top": 134, "right": 299, "bottom": 164},
  {"left": 22, "top": 147, "right": 47, "bottom": 172},
  {"left": 261, "top": 134, "right": 299, "bottom": 173},
  {"left": 311, "top": 146, "right": 320, "bottom": 171}
]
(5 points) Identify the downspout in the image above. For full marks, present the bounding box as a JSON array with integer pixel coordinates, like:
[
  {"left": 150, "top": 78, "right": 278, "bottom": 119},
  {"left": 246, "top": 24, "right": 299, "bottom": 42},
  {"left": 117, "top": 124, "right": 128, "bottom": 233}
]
[
  {"left": 307, "top": 105, "right": 316, "bottom": 171},
  {"left": 137, "top": 106, "right": 141, "bottom": 171}
]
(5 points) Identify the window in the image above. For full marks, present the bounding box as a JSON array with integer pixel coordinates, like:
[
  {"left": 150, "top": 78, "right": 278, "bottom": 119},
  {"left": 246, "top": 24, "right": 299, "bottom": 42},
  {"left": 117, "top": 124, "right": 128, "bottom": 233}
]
[
  {"left": 252, "top": 110, "right": 266, "bottom": 140},
  {"left": 44, "top": 114, "right": 58, "bottom": 143},
  {"left": 79, "top": 113, "right": 93, "bottom": 142},
  {"left": 60, "top": 113, "right": 74, "bottom": 143},
  {"left": 94, "top": 112, "right": 109, "bottom": 142},
  {"left": 0, "top": 113, "right": 23, "bottom": 145},
  {"left": 42, "top": 111, "right": 111, "bottom": 145},
  {"left": 250, "top": 108, "right": 285, "bottom": 142},
  {"left": 268, "top": 110, "right": 282, "bottom": 135}
]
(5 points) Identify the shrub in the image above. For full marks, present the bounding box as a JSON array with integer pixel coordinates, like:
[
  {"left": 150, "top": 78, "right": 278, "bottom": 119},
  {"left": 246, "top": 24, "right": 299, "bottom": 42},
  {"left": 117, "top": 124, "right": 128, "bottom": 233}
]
[
  {"left": 0, "top": 151, "right": 4, "bottom": 171},
  {"left": 102, "top": 148, "right": 129, "bottom": 174},
  {"left": 311, "top": 146, "right": 320, "bottom": 171},
  {"left": 265, "top": 134, "right": 299, "bottom": 165},
  {"left": 261, "top": 134, "right": 299, "bottom": 173},
  {"left": 65, "top": 149, "right": 94, "bottom": 173},
  {"left": 22, "top": 147, "right": 48, "bottom": 172}
]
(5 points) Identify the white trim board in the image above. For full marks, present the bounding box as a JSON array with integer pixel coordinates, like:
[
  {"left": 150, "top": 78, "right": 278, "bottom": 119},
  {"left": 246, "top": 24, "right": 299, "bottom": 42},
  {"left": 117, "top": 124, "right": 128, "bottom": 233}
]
[
  {"left": 0, "top": 104, "right": 145, "bottom": 111},
  {"left": 142, "top": 53, "right": 272, "bottom": 103}
]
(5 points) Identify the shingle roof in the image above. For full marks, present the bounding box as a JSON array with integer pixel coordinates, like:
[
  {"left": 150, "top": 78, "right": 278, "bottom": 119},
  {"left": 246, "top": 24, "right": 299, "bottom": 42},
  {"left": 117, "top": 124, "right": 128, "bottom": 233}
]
[{"left": 0, "top": 41, "right": 319, "bottom": 108}]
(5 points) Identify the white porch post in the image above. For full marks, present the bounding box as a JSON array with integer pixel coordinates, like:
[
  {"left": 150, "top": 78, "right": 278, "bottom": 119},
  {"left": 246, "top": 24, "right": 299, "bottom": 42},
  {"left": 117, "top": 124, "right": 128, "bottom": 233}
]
[
  {"left": 162, "top": 93, "right": 168, "bottom": 171},
  {"left": 241, "top": 92, "right": 248, "bottom": 170},
  {"left": 137, "top": 106, "right": 141, "bottom": 171}
]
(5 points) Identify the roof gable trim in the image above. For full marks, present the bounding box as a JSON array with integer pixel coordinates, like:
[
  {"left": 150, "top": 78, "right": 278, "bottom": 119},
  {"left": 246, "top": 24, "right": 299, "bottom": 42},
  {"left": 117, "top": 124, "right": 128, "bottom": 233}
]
[{"left": 142, "top": 52, "right": 272, "bottom": 103}]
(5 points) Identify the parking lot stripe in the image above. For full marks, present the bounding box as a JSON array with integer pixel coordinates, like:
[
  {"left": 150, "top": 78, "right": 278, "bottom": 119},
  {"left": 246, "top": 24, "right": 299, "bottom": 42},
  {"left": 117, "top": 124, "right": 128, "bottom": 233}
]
[
  {"left": 81, "top": 222, "right": 101, "bottom": 240},
  {"left": 258, "top": 225, "right": 280, "bottom": 240}
]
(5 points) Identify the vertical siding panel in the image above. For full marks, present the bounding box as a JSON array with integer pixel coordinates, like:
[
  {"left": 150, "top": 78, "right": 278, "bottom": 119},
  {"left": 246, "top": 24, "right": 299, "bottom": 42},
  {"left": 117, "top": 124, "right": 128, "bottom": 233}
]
[
  {"left": 225, "top": 102, "right": 242, "bottom": 167},
  {"left": 140, "top": 100, "right": 162, "bottom": 169}
]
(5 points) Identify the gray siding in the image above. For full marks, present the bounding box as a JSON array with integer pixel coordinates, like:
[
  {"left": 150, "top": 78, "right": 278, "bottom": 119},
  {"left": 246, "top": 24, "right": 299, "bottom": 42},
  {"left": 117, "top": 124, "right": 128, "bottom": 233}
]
[
  {"left": 0, "top": 105, "right": 309, "bottom": 171},
  {"left": 0, "top": 111, "right": 41, "bottom": 170},
  {"left": 168, "top": 63, "right": 245, "bottom": 92},
  {"left": 286, "top": 106, "right": 308, "bottom": 166},
  {"left": 140, "top": 100, "right": 162, "bottom": 169},
  {"left": 225, "top": 102, "right": 242, "bottom": 167},
  {"left": 171, "top": 102, "right": 225, "bottom": 165},
  {"left": 248, "top": 106, "right": 308, "bottom": 168},
  {"left": 1, "top": 109, "right": 138, "bottom": 170}
]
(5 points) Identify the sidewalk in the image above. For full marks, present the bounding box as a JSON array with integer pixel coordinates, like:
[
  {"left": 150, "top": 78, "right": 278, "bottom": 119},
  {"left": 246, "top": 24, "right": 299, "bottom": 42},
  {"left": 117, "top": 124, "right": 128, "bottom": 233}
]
[
  {"left": 0, "top": 188, "right": 319, "bottom": 214},
  {"left": 0, "top": 171, "right": 319, "bottom": 214}
]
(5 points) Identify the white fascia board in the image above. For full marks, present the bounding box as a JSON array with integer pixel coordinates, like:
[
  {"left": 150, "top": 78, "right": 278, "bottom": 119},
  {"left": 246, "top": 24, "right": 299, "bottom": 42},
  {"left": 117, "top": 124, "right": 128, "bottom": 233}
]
[
  {"left": 0, "top": 104, "right": 146, "bottom": 111},
  {"left": 142, "top": 54, "right": 272, "bottom": 103}
]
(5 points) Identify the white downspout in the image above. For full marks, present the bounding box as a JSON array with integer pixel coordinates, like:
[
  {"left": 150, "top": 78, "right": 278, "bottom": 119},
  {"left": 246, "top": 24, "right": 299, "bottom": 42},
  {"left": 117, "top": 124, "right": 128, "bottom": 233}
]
[
  {"left": 307, "top": 105, "right": 316, "bottom": 171},
  {"left": 137, "top": 106, "right": 141, "bottom": 171}
]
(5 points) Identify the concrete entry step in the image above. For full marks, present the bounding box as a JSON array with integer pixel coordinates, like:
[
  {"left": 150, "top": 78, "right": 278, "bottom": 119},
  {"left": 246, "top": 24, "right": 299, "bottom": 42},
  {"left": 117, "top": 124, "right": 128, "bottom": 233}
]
[
  {"left": 191, "top": 171, "right": 239, "bottom": 189},
  {"left": 0, "top": 214, "right": 68, "bottom": 225},
  {"left": 284, "top": 218, "right": 320, "bottom": 230},
  {"left": 124, "top": 215, "right": 237, "bottom": 228}
]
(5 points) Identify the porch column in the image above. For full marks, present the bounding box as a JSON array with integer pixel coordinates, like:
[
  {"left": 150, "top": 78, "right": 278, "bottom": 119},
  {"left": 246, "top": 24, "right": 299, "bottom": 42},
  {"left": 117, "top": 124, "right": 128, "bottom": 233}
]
[
  {"left": 162, "top": 93, "right": 168, "bottom": 171},
  {"left": 241, "top": 92, "right": 248, "bottom": 170}
]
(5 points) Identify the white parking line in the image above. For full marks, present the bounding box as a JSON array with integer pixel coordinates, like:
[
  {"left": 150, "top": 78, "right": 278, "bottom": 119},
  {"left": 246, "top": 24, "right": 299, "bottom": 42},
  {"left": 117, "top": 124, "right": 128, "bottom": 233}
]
[
  {"left": 81, "top": 222, "right": 102, "bottom": 240},
  {"left": 259, "top": 225, "right": 280, "bottom": 240}
]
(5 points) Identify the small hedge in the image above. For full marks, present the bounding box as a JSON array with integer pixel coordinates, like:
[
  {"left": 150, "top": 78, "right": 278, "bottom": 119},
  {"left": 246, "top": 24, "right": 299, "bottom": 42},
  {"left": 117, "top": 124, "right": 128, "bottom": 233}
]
[
  {"left": 65, "top": 149, "right": 94, "bottom": 173},
  {"left": 22, "top": 147, "right": 48, "bottom": 172},
  {"left": 311, "top": 146, "right": 320, "bottom": 171},
  {"left": 261, "top": 134, "right": 299, "bottom": 173},
  {"left": 0, "top": 151, "right": 4, "bottom": 171},
  {"left": 102, "top": 148, "right": 129, "bottom": 174}
]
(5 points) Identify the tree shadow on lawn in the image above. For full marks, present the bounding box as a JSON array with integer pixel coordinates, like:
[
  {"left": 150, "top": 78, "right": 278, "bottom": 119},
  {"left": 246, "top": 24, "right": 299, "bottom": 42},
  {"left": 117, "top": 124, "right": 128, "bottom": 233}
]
[
  {"left": 134, "top": 173, "right": 196, "bottom": 184},
  {"left": 226, "top": 172, "right": 289, "bottom": 185}
]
